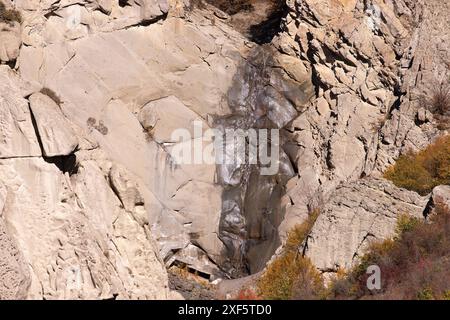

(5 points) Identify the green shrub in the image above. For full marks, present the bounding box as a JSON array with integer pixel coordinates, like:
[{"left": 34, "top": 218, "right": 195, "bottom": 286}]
[
  {"left": 0, "top": 1, "right": 22, "bottom": 24},
  {"left": 421, "top": 136, "right": 450, "bottom": 184},
  {"left": 258, "top": 251, "right": 302, "bottom": 300},
  {"left": 384, "top": 135, "right": 450, "bottom": 195},
  {"left": 285, "top": 209, "right": 319, "bottom": 252},
  {"left": 291, "top": 257, "right": 327, "bottom": 300}
]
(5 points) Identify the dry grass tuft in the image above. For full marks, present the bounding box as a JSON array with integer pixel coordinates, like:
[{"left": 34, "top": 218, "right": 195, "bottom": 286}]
[
  {"left": 384, "top": 135, "right": 450, "bottom": 195},
  {"left": 423, "top": 80, "right": 450, "bottom": 130},
  {"left": 257, "top": 209, "right": 325, "bottom": 300}
]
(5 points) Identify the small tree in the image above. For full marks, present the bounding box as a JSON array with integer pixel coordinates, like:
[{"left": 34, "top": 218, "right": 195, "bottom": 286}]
[
  {"left": 429, "top": 81, "right": 450, "bottom": 116},
  {"left": 423, "top": 80, "right": 450, "bottom": 130}
]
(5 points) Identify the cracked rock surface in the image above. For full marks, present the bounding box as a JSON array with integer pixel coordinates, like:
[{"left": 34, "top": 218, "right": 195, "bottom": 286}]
[
  {"left": 277, "top": 0, "right": 447, "bottom": 233},
  {"left": 303, "top": 178, "right": 428, "bottom": 272},
  {"left": 0, "top": 0, "right": 449, "bottom": 299}
]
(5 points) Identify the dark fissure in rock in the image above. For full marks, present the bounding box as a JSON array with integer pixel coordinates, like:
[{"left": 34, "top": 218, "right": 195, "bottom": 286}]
[
  {"left": 248, "top": 0, "right": 288, "bottom": 44},
  {"left": 118, "top": 0, "right": 130, "bottom": 8},
  {"left": 45, "top": 153, "right": 79, "bottom": 176},
  {"left": 5, "top": 58, "right": 16, "bottom": 69},
  {"left": 204, "top": 0, "right": 287, "bottom": 44}
]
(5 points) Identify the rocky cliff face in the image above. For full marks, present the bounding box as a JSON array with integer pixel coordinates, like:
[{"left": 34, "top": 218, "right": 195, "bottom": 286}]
[
  {"left": 274, "top": 0, "right": 449, "bottom": 272},
  {"left": 0, "top": 0, "right": 448, "bottom": 299}
]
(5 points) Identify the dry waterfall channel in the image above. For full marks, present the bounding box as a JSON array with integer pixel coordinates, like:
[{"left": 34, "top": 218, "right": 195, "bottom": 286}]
[
  {"left": 0, "top": 0, "right": 449, "bottom": 300},
  {"left": 215, "top": 46, "right": 302, "bottom": 277},
  {"left": 0, "top": 0, "right": 309, "bottom": 299},
  {"left": 170, "top": 0, "right": 311, "bottom": 284}
]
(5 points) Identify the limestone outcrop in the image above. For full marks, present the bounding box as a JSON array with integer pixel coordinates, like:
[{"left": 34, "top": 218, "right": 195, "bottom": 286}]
[
  {"left": 11, "top": 0, "right": 315, "bottom": 279},
  {"left": 0, "top": 0, "right": 185, "bottom": 299},
  {"left": 276, "top": 0, "right": 448, "bottom": 258},
  {"left": 0, "top": 0, "right": 448, "bottom": 299},
  {"left": 303, "top": 178, "right": 428, "bottom": 272}
]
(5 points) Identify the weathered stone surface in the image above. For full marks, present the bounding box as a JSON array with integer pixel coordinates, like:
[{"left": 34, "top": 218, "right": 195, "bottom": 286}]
[
  {"left": 0, "top": 1, "right": 202, "bottom": 298},
  {"left": 0, "top": 0, "right": 448, "bottom": 299},
  {"left": 375, "top": 0, "right": 449, "bottom": 170},
  {"left": 0, "top": 67, "right": 41, "bottom": 158},
  {"left": 16, "top": 6, "right": 248, "bottom": 276},
  {"left": 0, "top": 182, "right": 31, "bottom": 299},
  {"left": 138, "top": 95, "right": 204, "bottom": 143},
  {"left": 0, "top": 22, "right": 21, "bottom": 63},
  {"left": 276, "top": 0, "right": 448, "bottom": 250},
  {"left": 304, "top": 178, "right": 428, "bottom": 272},
  {"left": 28, "top": 92, "right": 79, "bottom": 157},
  {"left": 0, "top": 149, "right": 177, "bottom": 299},
  {"left": 1, "top": 0, "right": 254, "bottom": 292},
  {"left": 431, "top": 185, "right": 450, "bottom": 209}
]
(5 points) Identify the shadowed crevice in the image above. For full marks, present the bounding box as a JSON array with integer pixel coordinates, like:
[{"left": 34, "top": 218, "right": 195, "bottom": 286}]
[{"left": 204, "top": 0, "right": 287, "bottom": 44}]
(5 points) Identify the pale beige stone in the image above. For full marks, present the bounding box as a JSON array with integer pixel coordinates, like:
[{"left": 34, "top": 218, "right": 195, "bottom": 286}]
[
  {"left": 0, "top": 22, "right": 21, "bottom": 63},
  {"left": 29, "top": 92, "right": 79, "bottom": 157}
]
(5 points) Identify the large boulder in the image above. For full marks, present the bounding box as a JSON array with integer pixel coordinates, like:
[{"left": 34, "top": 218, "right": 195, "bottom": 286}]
[
  {"left": 28, "top": 92, "right": 79, "bottom": 157},
  {"left": 431, "top": 185, "right": 450, "bottom": 210},
  {"left": 304, "top": 178, "right": 428, "bottom": 272}
]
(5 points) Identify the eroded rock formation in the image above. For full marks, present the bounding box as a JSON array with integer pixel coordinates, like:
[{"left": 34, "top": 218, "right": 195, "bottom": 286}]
[
  {"left": 274, "top": 0, "right": 448, "bottom": 271},
  {"left": 0, "top": 0, "right": 448, "bottom": 299}
]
